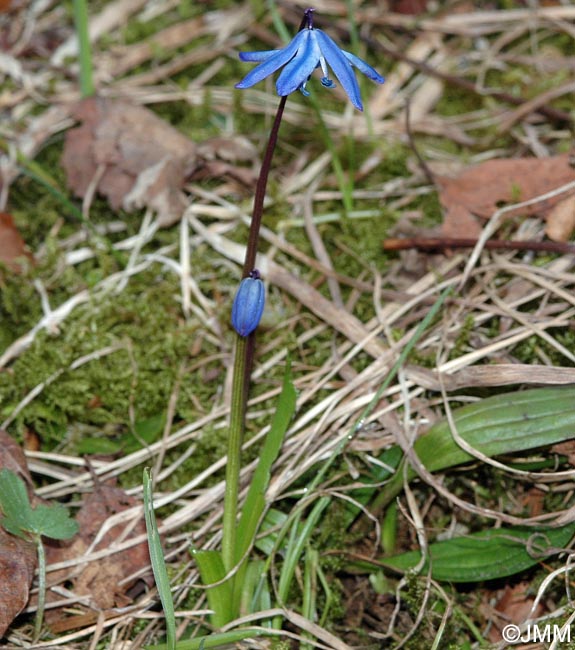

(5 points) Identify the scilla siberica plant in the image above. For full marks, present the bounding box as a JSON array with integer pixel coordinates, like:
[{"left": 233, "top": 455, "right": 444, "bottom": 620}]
[
  {"left": 142, "top": 10, "right": 385, "bottom": 644},
  {"left": 224, "top": 2, "right": 384, "bottom": 614},
  {"left": 139, "top": 8, "right": 384, "bottom": 648},
  {"left": 215, "top": 3, "right": 384, "bottom": 620}
]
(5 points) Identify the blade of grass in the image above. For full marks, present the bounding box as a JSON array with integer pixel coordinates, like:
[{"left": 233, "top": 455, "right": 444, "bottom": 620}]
[
  {"left": 143, "top": 469, "right": 176, "bottom": 650},
  {"left": 72, "top": 0, "right": 95, "bottom": 97},
  {"left": 277, "top": 496, "right": 330, "bottom": 608},
  {"left": 301, "top": 547, "right": 318, "bottom": 650},
  {"left": 310, "top": 285, "right": 453, "bottom": 495},
  {"left": 240, "top": 559, "right": 271, "bottom": 622},
  {"left": 17, "top": 163, "right": 124, "bottom": 265},
  {"left": 261, "top": 287, "right": 452, "bottom": 626}
]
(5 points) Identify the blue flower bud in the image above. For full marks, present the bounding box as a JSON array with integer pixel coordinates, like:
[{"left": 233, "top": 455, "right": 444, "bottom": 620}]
[{"left": 231, "top": 271, "right": 265, "bottom": 337}]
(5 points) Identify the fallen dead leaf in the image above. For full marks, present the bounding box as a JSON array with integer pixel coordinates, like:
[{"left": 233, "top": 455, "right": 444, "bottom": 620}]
[
  {"left": 62, "top": 97, "right": 258, "bottom": 226},
  {"left": 46, "top": 480, "right": 151, "bottom": 616},
  {"left": 545, "top": 193, "right": 575, "bottom": 242},
  {"left": 433, "top": 154, "right": 575, "bottom": 237},
  {"left": 62, "top": 96, "right": 197, "bottom": 227},
  {"left": 551, "top": 440, "right": 575, "bottom": 467},
  {"left": 0, "top": 212, "right": 32, "bottom": 272},
  {"left": 0, "top": 429, "right": 33, "bottom": 485},
  {"left": 487, "top": 582, "right": 545, "bottom": 643},
  {"left": 0, "top": 0, "right": 12, "bottom": 10},
  {"left": 0, "top": 430, "right": 37, "bottom": 638},
  {"left": 0, "top": 527, "right": 37, "bottom": 638}
]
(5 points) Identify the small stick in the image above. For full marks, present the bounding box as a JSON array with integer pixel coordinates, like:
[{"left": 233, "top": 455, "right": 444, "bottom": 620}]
[{"left": 382, "top": 237, "right": 575, "bottom": 255}]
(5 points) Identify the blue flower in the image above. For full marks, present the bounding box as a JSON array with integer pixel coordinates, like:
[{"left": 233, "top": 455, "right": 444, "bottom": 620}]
[
  {"left": 231, "top": 270, "right": 266, "bottom": 337},
  {"left": 235, "top": 9, "right": 384, "bottom": 111}
]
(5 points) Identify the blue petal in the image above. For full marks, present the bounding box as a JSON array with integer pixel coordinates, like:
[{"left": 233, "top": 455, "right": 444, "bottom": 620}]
[
  {"left": 235, "top": 30, "right": 307, "bottom": 90},
  {"left": 342, "top": 50, "right": 385, "bottom": 84},
  {"left": 239, "top": 49, "right": 282, "bottom": 62},
  {"left": 276, "top": 30, "right": 320, "bottom": 96},
  {"left": 231, "top": 276, "right": 265, "bottom": 337},
  {"left": 314, "top": 29, "right": 363, "bottom": 110}
]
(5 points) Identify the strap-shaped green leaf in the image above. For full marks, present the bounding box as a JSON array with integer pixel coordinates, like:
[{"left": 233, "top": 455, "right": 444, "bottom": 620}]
[
  {"left": 380, "top": 522, "right": 575, "bottom": 582},
  {"left": 193, "top": 549, "right": 233, "bottom": 628},
  {"left": 143, "top": 469, "right": 176, "bottom": 650},
  {"left": 378, "top": 386, "right": 575, "bottom": 508},
  {"left": 236, "top": 360, "right": 297, "bottom": 563}
]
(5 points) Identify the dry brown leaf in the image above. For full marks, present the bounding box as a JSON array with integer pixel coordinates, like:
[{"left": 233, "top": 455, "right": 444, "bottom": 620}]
[
  {"left": 487, "top": 582, "right": 545, "bottom": 643},
  {"left": 0, "top": 527, "right": 37, "bottom": 637},
  {"left": 46, "top": 481, "right": 151, "bottom": 614},
  {"left": 62, "top": 96, "right": 197, "bottom": 227},
  {"left": 550, "top": 440, "right": 575, "bottom": 467},
  {"left": 0, "top": 212, "right": 32, "bottom": 272},
  {"left": 545, "top": 193, "right": 575, "bottom": 242},
  {"left": 0, "top": 429, "right": 32, "bottom": 484},
  {"left": 0, "top": 430, "right": 37, "bottom": 638},
  {"left": 434, "top": 154, "right": 575, "bottom": 237}
]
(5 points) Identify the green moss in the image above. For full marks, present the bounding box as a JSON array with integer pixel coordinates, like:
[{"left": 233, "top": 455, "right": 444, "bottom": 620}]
[
  {"left": 435, "top": 83, "right": 481, "bottom": 119},
  {"left": 512, "top": 329, "right": 575, "bottom": 368},
  {"left": 449, "top": 314, "right": 476, "bottom": 360},
  {"left": 0, "top": 262, "right": 225, "bottom": 448},
  {"left": 0, "top": 266, "right": 43, "bottom": 348}
]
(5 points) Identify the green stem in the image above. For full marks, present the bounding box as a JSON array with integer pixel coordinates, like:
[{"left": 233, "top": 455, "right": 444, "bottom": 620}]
[
  {"left": 72, "top": 0, "right": 95, "bottom": 98},
  {"left": 33, "top": 536, "right": 46, "bottom": 642},
  {"left": 222, "top": 335, "right": 249, "bottom": 573}
]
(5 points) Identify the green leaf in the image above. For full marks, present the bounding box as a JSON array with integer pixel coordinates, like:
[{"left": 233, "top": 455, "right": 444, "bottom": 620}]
[
  {"left": 253, "top": 508, "right": 289, "bottom": 556},
  {"left": 236, "top": 359, "right": 297, "bottom": 563},
  {"left": 227, "top": 360, "right": 297, "bottom": 618},
  {"left": 127, "top": 413, "right": 166, "bottom": 452},
  {"left": 193, "top": 549, "right": 233, "bottom": 628},
  {"left": 377, "top": 386, "right": 575, "bottom": 509},
  {"left": 239, "top": 559, "right": 271, "bottom": 619},
  {"left": 379, "top": 522, "right": 575, "bottom": 582},
  {"left": 76, "top": 437, "right": 122, "bottom": 455},
  {"left": 145, "top": 628, "right": 269, "bottom": 650},
  {"left": 0, "top": 469, "right": 78, "bottom": 540},
  {"left": 143, "top": 469, "right": 176, "bottom": 650},
  {"left": 29, "top": 503, "right": 79, "bottom": 540},
  {"left": 0, "top": 469, "right": 35, "bottom": 538}
]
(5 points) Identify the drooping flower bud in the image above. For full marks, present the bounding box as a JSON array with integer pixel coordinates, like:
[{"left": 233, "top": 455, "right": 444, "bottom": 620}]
[{"left": 231, "top": 270, "right": 265, "bottom": 337}]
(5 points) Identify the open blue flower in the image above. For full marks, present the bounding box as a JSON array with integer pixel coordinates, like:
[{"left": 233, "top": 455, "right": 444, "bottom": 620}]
[{"left": 235, "top": 10, "right": 384, "bottom": 111}]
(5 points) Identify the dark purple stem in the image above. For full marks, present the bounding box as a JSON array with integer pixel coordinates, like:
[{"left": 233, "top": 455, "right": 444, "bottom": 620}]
[
  {"left": 242, "top": 96, "right": 287, "bottom": 277},
  {"left": 240, "top": 95, "right": 288, "bottom": 409}
]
